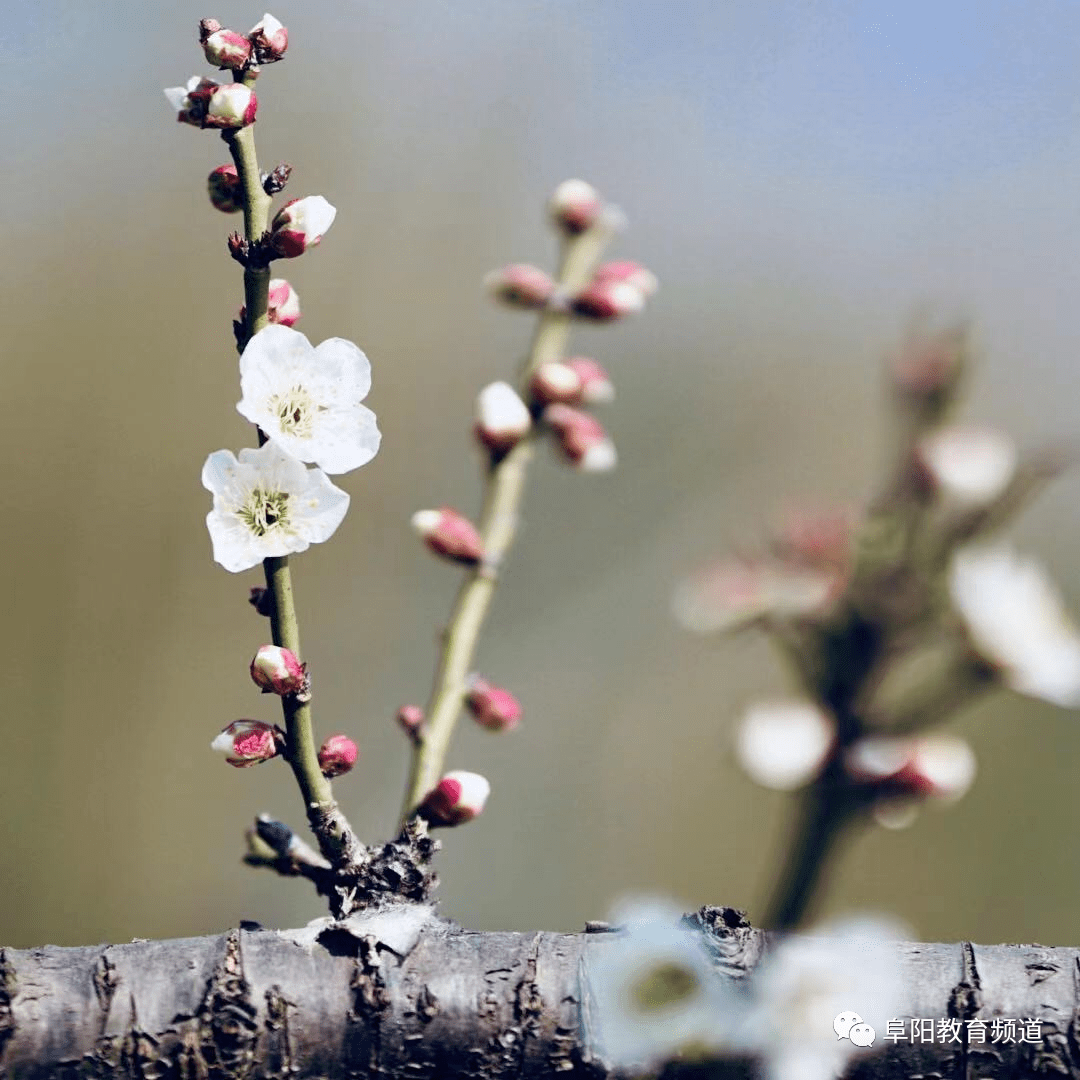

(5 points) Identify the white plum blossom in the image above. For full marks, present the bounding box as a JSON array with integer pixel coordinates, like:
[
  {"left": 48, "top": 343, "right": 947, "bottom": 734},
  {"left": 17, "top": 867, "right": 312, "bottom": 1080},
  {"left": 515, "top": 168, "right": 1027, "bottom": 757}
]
[
  {"left": 731, "top": 916, "right": 908, "bottom": 1080},
  {"left": 914, "top": 425, "right": 1017, "bottom": 505},
  {"left": 735, "top": 700, "right": 835, "bottom": 791},
  {"left": 949, "top": 545, "right": 1080, "bottom": 707},
  {"left": 585, "top": 898, "right": 730, "bottom": 1069},
  {"left": 202, "top": 441, "right": 349, "bottom": 572},
  {"left": 237, "top": 325, "right": 380, "bottom": 475}
]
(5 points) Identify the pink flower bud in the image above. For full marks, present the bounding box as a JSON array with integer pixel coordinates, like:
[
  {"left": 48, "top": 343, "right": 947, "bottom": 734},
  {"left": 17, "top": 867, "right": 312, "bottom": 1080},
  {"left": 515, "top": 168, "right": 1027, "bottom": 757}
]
[
  {"left": 845, "top": 734, "right": 976, "bottom": 803},
  {"left": 267, "top": 278, "right": 301, "bottom": 325},
  {"left": 890, "top": 324, "right": 969, "bottom": 411},
  {"left": 269, "top": 196, "right": 337, "bottom": 258},
  {"left": 396, "top": 705, "right": 425, "bottom": 741},
  {"left": 549, "top": 178, "right": 603, "bottom": 234},
  {"left": 465, "top": 677, "right": 521, "bottom": 732},
  {"left": 564, "top": 357, "right": 615, "bottom": 404},
  {"left": 570, "top": 280, "right": 646, "bottom": 321},
  {"left": 250, "top": 644, "right": 307, "bottom": 696},
  {"left": 164, "top": 77, "right": 218, "bottom": 126},
  {"left": 475, "top": 381, "right": 532, "bottom": 454},
  {"left": 211, "top": 720, "right": 280, "bottom": 768},
  {"left": 594, "top": 260, "right": 659, "bottom": 298},
  {"left": 200, "top": 21, "right": 253, "bottom": 71},
  {"left": 207, "top": 164, "right": 243, "bottom": 213},
  {"left": 485, "top": 264, "right": 556, "bottom": 309},
  {"left": 239, "top": 279, "right": 302, "bottom": 329},
  {"left": 249, "top": 13, "right": 289, "bottom": 64},
  {"left": 529, "top": 362, "right": 585, "bottom": 406},
  {"left": 318, "top": 733, "right": 358, "bottom": 778},
  {"left": 420, "top": 770, "right": 491, "bottom": 826},
  {"left": 543, "top": 404, "right": 617, "bottom": 472},
  {"left": 411, "top": 507, "right": 485, "bottom": 565}
]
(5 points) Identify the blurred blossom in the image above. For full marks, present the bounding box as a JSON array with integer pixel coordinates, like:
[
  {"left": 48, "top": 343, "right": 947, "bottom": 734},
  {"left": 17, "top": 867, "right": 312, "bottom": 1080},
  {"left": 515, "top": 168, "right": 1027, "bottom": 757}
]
[
  {"left": 949, "top": 545, "right": 1080, "bottom": 706},
  {"left": 202, "top": 442, "right": 349, "bottom": 573},
  {"left": 913, "top": 425, "right": 1017, "bottom": 506},
  {"left": 672, "top": 557, "right": 839, "bottom": 634},
  {"left": 731, "top": 916, "right": 908, "bottom": 1080},
  {"left": 236, "top": 325, "right": 380, "bottom": 475},
  {"left": 735, "top": 700, "right": 835, "bottom": 791},
  {"left": 549, "top": 178, "right": 602, "bottom": 234},
  {"left": 586, "top": 897, "right": 730, "bottom": 1069},
  {"left": 846, "top": 734, "right": 977, "bottom": 806},
  {"left": 474, "top": 381, "right": 531, "bottom": 454}
]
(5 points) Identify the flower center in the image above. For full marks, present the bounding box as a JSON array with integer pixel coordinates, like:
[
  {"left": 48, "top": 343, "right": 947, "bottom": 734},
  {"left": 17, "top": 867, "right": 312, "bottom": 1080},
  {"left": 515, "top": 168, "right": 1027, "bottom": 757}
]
[
  {"left": 239, "top": 487, "right": 291, "bottom": 537},
  {"left": 270, "top": 385, "right": 316, "bottom": 439},
  {"left": 629, "top": 961, "right": 700, "bottom": 1014}
]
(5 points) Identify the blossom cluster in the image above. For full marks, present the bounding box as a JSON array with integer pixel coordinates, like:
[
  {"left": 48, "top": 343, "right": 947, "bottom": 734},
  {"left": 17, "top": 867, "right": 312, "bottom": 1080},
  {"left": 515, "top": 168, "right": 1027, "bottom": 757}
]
[{"left": 673, "top": 324, "right": 1080, "bottom": 833}]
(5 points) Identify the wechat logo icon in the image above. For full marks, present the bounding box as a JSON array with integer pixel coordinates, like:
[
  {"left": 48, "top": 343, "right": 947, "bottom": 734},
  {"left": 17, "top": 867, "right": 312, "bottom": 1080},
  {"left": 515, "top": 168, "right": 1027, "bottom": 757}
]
[{"left": 834, "top": 1011, "right": 876, "bottom": 1046}]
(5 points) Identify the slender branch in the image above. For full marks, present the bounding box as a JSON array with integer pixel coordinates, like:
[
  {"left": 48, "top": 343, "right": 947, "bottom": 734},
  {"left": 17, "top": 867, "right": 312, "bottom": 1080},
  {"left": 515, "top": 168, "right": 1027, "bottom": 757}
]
[
  {"left": 224, "top": 123, "right": 361, "bottom": 870},
  {"left": 399, "top": 213, "right": 622, "bottom": 825}
]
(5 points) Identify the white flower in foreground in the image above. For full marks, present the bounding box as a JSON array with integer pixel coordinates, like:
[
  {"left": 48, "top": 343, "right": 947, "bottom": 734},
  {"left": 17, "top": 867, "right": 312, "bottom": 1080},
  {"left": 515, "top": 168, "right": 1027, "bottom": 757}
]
[
  {"left": 733, "top": 916, "right": 907, "bottom": 1080},
  {"left": 735, "top": 700, "right": 835, "bottom": 791},
  {"left": 586, "top": 898, "right": 730, "bottom": 1069},
  {"left": 949, "top": 545, "right": 1080, "bottom": 706},
  {"left": 237, "top": 324, "right": 380, "bottom": 475},
  {"left": 202, "top": 441, "right": 349, "bottom": 572}
]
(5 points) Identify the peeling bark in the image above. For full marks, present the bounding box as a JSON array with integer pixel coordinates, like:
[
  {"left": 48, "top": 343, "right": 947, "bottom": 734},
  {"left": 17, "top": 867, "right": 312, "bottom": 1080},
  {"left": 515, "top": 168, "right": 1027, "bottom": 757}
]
[{"left": 3, "top": 905, "right": 1080, "bottom": 1079}]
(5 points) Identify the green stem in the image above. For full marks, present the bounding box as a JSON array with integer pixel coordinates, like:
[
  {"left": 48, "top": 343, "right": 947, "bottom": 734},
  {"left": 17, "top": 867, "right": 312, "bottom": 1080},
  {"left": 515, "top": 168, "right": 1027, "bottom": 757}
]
[
  {"left": 226, "top": 123, "right": 359, "bottom": 868},
  {"left": 399, "top": 212, "right": 620, "bottom": 826}
]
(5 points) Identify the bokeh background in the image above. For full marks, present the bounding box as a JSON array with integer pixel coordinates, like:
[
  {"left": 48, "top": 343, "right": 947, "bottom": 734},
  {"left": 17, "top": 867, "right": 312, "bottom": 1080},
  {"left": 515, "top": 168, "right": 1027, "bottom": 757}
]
[{"left": 5, "top": 0, "right": 1080, "bottom": 949}]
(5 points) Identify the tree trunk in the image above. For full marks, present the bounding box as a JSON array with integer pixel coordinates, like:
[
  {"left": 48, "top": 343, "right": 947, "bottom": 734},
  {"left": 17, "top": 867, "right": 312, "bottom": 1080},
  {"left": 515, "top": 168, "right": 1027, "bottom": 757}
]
[{"left": 3, "top": 903, "right": 1078, "bottom": 1079}]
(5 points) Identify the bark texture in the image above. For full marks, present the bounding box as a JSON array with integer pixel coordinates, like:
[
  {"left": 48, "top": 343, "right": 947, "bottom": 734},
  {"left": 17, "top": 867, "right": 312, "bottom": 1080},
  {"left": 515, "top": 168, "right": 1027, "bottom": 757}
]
[{"left": 3, "top": 904, "right": 1080, "bottom": 1079}]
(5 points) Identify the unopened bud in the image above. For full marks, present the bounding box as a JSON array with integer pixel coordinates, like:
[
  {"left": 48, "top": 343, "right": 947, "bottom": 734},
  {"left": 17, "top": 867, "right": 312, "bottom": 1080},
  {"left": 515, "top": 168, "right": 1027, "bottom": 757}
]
[
  {"left": 570, "top": 279, "right": 646, "bottom": 321},
  {"left": 420, "top": 770, "right": 491, "bottom": 826},
  {"left": 564, "top": 357, "right": 615, "bottom": 404},
  {"left": 485, "top": 264, "right": 556, "bottom": 309},
  {"left": 465, "top": 677, "right": 521, "bottom": 732},
  {"left": 248, "top": 586, "right": 274, "bottom": 616},
  {"left": 543, "top": 404, "right": 617, "bottom": 471},
  {"left": 735, "top": 701, "right": 835, "bottom": 790},
  {"left": 845, "top": 734, "right": 976, "bottom": 803},
  {"left": 475, "top": 381, "right": 531, "bottom": 454},
  {"left": 269, "top": 196, "right": 336, "bottom": 258},
  {"left": 249, "top": 13, "right": 289, "bottom": 64},
  {"left": 912, "top": 425, "right": 1017, "bottom": 506},
  {"left": 239, "top": 279, "right": 301, "bottom": 329},
  {"left": 250, "top": 644, "right": 307, "bottom": 697},
  {"left": 594, "top": 260, "right": 659, "bottom": 298},
  {"left": 211, "top": 720, "right": 281, "bottom": 767},
  {"left": 530, "top": 362, "right": 584, "bottom": 406},
  {"left": 318, "top": 733, "right": 358, "bottom": 778},
  {"left": 549, "top": 179, "right": 603, "bottom": 234},
  {"left": 200, "top": 21, "right": 253, "bottom": 71},
  {"left": 396, "top": 705, "right": 425, "bottom": 741},
  {"left": 179, "top": 82, "right": 256, "bottom": 130},
  {"left": 267, "top": 279, "right": 301, "bottom": 326},
  {"left": 411, "top": 507, "right": 485, "bottom": 565},
  {"left": 208, "top": 164, "right": 243, "bottom": 213},
  {"left": 890, "top": 324, "right": 969, "bottom": 416}
]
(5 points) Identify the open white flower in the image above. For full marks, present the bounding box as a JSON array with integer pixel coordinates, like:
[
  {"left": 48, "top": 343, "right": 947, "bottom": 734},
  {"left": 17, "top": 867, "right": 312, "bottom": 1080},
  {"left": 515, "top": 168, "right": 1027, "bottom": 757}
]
[
  {"left": 237, "top": 324, "right": 380, "bottom": 475},
  {"left": 202, "top": 441, "right": 349, "bottom": 572},
  {"left": 585, "top": 898, "right": 730, "bottom": 1069},
  {"left": 733, "top": 916, "right": 907, "bottom": 1080},
  {"left": 949, "top": 545, "right": 1080, "bottom": 706}
]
